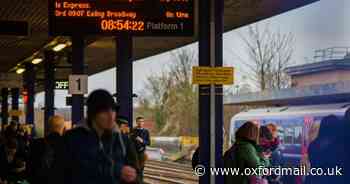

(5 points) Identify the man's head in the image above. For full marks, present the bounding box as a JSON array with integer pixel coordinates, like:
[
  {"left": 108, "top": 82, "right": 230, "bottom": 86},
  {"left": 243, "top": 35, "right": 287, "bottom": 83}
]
[
  {"left": 48, "top": 115, "right": 65, "bottom": 135},
  {"left": 136, "top": 116, "right": 145, "bottom": 128},
  {"left": 266, "top": 123, "right": 278, "bottom": 138},
  {"left": 87, "top": 89, "right": 118, "bottom": 131},
  {"left": 117, "top": 116, "right": 130, "bottom": 134}
]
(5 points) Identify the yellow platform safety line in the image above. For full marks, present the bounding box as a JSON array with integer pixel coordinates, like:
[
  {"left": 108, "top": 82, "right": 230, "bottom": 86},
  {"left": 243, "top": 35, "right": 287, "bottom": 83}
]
[
  {"left": 149, "top": 136, "right": 199, "bottom": 147},
  {"left": 180, "top": 136, "right": 199, "bottom": 146}
]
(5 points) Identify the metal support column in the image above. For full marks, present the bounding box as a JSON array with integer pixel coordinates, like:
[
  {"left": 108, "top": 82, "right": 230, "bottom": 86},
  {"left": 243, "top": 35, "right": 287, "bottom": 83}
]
[
  {"left": 198, "top": 0, "right": 211, "bottom": 182},
  {"left": 24, "top": 63, "right": 35, "bottom": 125},
  {"left": 1, "top": 88, "right": 9, "bottom": 127},
  {"left": 44, "top": 51, "right": 55, "bottom": 135},
  {"left": 10, "top": 88, "right": 20, "bottom": 122},
  {"left": 214, "top": 0, "right": 224, "bottom": 183},
  {"left": 116, "top": 36, "right": 133, "bottom": 128},
  {"left": 71, "top": 36, "right": 85, "bottom": 124},
  {"left": 198, "top": 0, "right": 224, "bottom": 183}
]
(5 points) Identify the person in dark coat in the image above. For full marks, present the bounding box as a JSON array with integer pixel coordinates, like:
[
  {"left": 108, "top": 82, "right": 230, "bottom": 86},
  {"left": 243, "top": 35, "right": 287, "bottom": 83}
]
[
  {"left": 0, "top": 138, "right": 27, "bottom": 183},
  {"left": 340, "top": 109, "right": 349, "bottom": 183},
  {"left": 3, "top": 121, "right": 18, "bottom": 140},
  {"left": 306, "top": 115, "right": 345, "bottom": 184},
  {"left": 27, "top": 115, "right": 66, "bottom": 184},
  {"left": 117, "top": 116, "right": 142, "bottom": 184},
  {"left": 60, "top": 89, "right": 137, "bottom": 184},
  {"left": 0, "top": 138, "right": 18, "bottom": 181},
  {"left": 132, "top": 116, "right": 150, "bottom": 181}
]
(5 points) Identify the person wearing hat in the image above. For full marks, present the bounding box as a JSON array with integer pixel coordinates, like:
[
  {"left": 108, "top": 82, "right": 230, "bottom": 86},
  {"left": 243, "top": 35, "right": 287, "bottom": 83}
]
[
  {"left": 116, "top": 116, "right": 142, "bottom": 184},
  {"left": 117, "top": 116, "right": 130, "bottom": 135},
  {"left": 60, "top": 89, "right": 137, "bottom": 184}
]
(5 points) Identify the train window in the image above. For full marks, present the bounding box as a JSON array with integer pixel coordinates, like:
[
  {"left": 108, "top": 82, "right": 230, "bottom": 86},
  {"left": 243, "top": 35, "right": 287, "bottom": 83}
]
[{"left": 280, "top": 125, "right": 303, "bottom": 145}]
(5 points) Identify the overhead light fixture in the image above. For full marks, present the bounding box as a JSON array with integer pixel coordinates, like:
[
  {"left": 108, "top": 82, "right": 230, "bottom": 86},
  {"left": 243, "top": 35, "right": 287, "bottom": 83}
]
[
  {"left": 53, "top": 43, "right": 67, "bottom": 52},
  {"left": 16, "top": 68, "right": 25, "bottom": 74},
  {"left": 32, "top": 58, "right": 43, "bottom": 64}
]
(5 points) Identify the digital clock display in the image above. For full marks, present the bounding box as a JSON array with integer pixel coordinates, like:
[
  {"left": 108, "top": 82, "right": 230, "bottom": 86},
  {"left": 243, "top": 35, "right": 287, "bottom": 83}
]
[{"left": 49, "top": 0, "right": 194, "bottom": 36}]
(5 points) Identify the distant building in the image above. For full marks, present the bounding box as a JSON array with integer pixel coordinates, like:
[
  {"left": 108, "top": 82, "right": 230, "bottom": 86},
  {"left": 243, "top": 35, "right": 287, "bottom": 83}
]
[
  {"left": 286, "top": 47, "right": 350, "bottom": 87},
  {"left": 224, "top": 47, "right": 350, "bottom": 106}
]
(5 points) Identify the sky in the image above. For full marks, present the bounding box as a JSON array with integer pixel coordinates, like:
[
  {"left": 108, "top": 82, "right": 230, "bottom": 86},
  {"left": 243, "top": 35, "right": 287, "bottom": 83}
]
[{"left": 35, "top": 0, "right": 350, "bottom": 108}]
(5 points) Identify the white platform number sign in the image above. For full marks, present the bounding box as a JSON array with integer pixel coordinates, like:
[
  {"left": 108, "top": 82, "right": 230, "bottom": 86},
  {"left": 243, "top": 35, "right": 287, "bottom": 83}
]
[{"left": 69, "top": 75, "right": 88, "bottom": 95}]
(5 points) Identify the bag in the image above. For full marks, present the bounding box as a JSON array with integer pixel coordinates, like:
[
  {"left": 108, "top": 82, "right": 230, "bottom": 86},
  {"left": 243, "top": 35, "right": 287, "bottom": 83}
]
[{"left": 223, "top": 145, "right": 236, "bottom": 184}]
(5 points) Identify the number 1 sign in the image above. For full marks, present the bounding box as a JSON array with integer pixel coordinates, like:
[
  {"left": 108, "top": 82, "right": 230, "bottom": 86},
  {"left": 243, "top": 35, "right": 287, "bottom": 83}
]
[{"left": 69, "top": 74, "right": 88, "bottom": 95}]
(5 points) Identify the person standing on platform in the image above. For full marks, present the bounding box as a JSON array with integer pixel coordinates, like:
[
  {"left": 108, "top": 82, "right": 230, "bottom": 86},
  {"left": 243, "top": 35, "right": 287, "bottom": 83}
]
[
  {"left": 224, "top": 121, "right": 270, "bottom": 184},
  {"left": 117, "top": 116, "right": 142, "bottom": 184},
  {"left": 28, "top": 115, "right": 66, "bottom": 184},
  {"left": 0, "top": 138, "right": 18, "bottom": 182},
  {"left": 132, "top": 117, "right": 150, "bottom": 182},
  {"left": 61, "top": 89, "right": 137, "bottom": 184},
  {"left": 306, "top": 115, "right": 345, "bottom": 184}
]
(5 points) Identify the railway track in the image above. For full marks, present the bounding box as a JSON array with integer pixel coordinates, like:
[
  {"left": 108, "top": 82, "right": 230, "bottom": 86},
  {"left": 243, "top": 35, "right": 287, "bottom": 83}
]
[{"left": 144, "top": 160, "right": 198, "bottom": 184}]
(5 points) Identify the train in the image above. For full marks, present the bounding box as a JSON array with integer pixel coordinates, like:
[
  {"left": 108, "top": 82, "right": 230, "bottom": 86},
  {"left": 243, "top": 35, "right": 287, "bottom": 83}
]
[{"left": 229, "top": 102, "right": 349, "bottom": 183}]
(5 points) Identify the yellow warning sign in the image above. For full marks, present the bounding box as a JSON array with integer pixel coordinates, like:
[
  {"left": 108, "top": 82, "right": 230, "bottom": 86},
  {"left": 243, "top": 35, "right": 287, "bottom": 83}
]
[{"left": 192, "top": 66, "right": 234, "bottom": 85}]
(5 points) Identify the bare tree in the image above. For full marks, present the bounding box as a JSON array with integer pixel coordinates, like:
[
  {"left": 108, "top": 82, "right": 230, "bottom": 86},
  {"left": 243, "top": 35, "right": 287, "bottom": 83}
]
[
  {"left": 238, "top": 24, "right": 295, "bottom": 90},
  {"left": 138, "top": 48, "right": 198, "bottom": 136}
]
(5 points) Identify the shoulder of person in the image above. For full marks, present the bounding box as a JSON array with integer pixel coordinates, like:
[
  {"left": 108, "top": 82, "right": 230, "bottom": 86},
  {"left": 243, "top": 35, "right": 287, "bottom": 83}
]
[
  {"left": 30, "top": 137, "right": 46, "bottom": 147},
  {"left": 66, "top": 126, "right": 90, "bottom": 136},
  {"left": 238, "top": 141, "right": 258, "bottom": 152},
  {"left": 63, "top": 127, "right": 91, "bottom": 144}
]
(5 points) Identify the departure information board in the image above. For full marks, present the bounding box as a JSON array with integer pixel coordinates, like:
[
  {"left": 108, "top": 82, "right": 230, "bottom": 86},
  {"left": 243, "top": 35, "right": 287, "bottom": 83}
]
[{"left": 49, "top": 0, "right": 194, "bottom": 36}]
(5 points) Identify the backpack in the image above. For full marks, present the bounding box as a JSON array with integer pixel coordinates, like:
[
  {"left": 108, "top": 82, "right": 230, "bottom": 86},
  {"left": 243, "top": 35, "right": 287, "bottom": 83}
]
[{"left": 223, "top": 145, "right": 236, "bottom": 184}]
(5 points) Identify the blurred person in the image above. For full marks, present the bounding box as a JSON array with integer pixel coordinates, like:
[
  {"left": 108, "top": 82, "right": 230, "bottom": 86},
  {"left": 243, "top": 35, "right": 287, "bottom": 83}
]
[
  {"left": 4, "top": 121, "right": 18, "bottom": 140},
  {"left": 224, "top": 121, "right": 270, "bottom": 184},
  {"left": 306, "top": 115, "right": 345, "bottom": 184},
  {"left": 117, "top": 116, "right": 142, "bottom": 184},
  {"left": 132, "top": 116, "right": 150, "bottom": 181},
  {"left": 191, "top": 147, "right": 199, "bottom": 170},
  {"left": 117, "top": 116, "right": 130, "bottom": 136},
  {"left": 260, "top": 125, "right": 282, "bottom": 184},
  {"left": 27, "top": 115, "right": 66, "bottom": 184},
  {"left": 0, "top": 138, "right": 27, "bottom": 183},
  {"left": 344, "top": 109, "right": 350, "bottom": 182},
  {"left": 266, "top": 123, "right": 280, "bottom": 151},
  {"left": 61, "top": 89, "right": 137, "bottom": 184},
  {"left": 0, "top": 138, "right": 17, "bottom": 180},
  {"left": 15, "top": 125, "right": 30, "bottom": 160},
  {"left": 259, "top": 126, "right": 274, "bottom": 152},
  {"left": 5, "top": 155, "right": 27, "bottom": 184}
]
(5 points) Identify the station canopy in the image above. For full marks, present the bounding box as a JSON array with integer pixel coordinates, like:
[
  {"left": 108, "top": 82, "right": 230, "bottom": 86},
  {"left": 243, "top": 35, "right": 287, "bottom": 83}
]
[{"left": 0, "top": 0, "right": 319, "bottom": 90}]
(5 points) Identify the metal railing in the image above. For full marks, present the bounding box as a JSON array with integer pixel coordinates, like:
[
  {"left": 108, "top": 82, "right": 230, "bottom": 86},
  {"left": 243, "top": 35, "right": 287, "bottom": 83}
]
[{"left": 313, "top": 47, "right": 350, "bottom": 62}]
